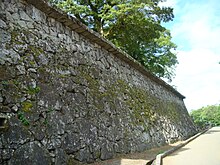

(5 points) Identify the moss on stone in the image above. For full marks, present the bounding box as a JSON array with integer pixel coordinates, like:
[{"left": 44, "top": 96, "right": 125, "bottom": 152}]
[
  {"left": 27, "top": 86, "right": 41, "bottom": 95},
  {"left": 28, "top": 45, "right": 44, "bottom": 57},
  {"left": 21, "top": 101, "right": 33, "bottom": 112}
]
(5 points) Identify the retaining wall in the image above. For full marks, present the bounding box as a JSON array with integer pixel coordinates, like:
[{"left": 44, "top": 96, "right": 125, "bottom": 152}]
[{"left": 0, "top": 0, "right": 197, "bottom": 164}]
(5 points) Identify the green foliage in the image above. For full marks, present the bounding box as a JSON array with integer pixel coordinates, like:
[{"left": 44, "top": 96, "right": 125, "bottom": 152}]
[
  {"left": 1, "top": 80, "right": 9, "bottom": 86},
  {"left": 50, "top": 0, "right": 177, "bottom": 81},
  {"left": 190, "top": 104, "right": 220, "bottom": 129},
  {"left": 18, "top": 111, "right": 30, "bottom": 126},
  {"left": 27, "top": 86, "right": 41, "bottom": 95}
]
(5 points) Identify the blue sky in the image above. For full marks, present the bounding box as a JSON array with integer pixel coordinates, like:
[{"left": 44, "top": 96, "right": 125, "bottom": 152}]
[{"left": 161, "top": 0, "right": 220, "bottom": 111}]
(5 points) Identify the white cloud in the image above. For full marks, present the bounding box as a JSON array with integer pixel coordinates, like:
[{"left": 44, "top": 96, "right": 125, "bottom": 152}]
[
  {"left": 172, "top": 49, "right": 220, "bottom": 110},
  {"left": 168, "top": 0, "right": 220, "bottom": 111},
  {"left": 172, "top": 0, "right": 220, "bottom": 48}
]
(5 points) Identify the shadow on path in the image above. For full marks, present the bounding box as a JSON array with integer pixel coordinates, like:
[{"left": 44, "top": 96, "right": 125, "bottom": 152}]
[{"left": 205, "top": 129, "right": 220, "bottom": 134}]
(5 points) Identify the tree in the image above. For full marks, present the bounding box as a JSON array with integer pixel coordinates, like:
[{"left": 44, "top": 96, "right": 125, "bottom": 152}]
[
  {"left": 50, "top": 0, "right": 177, "bottom": 81},
  {"left": 190, "top": 104, "right": 220, "bottom": 129}
]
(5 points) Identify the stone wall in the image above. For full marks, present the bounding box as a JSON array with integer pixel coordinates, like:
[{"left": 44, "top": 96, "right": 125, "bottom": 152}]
[{"left": 0, "top": 0, "right": 197, "bottom": 164}]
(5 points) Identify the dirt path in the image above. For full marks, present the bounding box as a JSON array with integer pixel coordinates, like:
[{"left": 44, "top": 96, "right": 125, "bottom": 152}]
[{"left": 88, "top": 141, "right": 182, "bottom": 165}]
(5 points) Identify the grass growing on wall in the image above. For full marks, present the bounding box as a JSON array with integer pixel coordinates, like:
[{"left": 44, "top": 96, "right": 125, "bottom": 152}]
[
  {"left": 79, "top": 68, "right": 181, "bottom": 130},
  {"left": 4, "top": 26, "right": 182, "bottom": 130}
]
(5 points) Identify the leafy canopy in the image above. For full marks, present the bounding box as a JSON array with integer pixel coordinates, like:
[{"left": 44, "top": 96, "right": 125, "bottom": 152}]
[
  {"left": 50, "top": 0, "right": 177, "bottom": 81},
  {"left": 190, "top": 104, "right": 220, "bottom": 129}
]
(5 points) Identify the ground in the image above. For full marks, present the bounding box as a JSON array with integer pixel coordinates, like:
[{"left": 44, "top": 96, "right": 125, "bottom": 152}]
[
  {"left": 88, "top": 141, "right": 182, "bottom": 165},
  {"left": 163, "top": 127, "right": 220, "bottom": 165}
]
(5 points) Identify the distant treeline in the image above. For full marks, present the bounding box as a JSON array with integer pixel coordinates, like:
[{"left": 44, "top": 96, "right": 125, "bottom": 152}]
[{"left": 190, "top": 104, "right": 220, "bottom": 129}]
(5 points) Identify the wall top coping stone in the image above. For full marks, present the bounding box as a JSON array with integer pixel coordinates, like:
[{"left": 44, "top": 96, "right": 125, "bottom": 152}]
[{"left": 24, "top": 0, "right": 185, "bottom": 99}]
